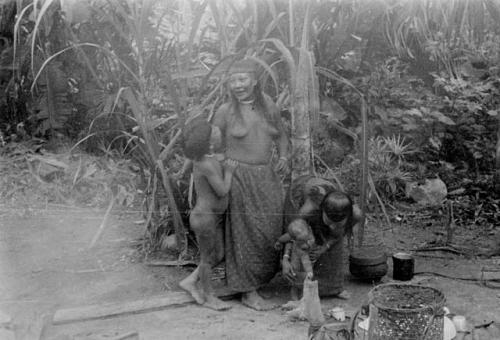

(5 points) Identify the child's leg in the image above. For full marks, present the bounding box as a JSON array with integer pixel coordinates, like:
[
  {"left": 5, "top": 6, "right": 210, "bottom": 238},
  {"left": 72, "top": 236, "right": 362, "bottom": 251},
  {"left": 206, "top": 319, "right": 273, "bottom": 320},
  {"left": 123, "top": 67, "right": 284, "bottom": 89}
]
[
  {"left": 194, "top": 213, "right": 231, "bottom": 311},
  {"left": 179, "top": 212, "right": 207, "bottom": 304},
  {"left": 290, "top": 255, "right": 306, "bottom": 301}
]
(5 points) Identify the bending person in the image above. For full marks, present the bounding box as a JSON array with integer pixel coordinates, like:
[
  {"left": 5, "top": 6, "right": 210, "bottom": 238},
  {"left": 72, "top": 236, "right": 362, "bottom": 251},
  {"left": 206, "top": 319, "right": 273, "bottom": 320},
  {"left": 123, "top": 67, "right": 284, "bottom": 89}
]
[
  {"left": 282, "top": 175, "right": 361, "bottom": 297},
  {"left": 212, "top": 58, "right": 289, "bottom": 311}
]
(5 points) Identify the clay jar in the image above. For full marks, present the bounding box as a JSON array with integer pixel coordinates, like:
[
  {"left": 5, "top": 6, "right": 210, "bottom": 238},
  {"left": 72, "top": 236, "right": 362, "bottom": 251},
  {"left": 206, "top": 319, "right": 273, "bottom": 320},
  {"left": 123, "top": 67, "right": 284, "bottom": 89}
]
[{"left": 349, "top": 246, "right": 388, "bottom": 282}]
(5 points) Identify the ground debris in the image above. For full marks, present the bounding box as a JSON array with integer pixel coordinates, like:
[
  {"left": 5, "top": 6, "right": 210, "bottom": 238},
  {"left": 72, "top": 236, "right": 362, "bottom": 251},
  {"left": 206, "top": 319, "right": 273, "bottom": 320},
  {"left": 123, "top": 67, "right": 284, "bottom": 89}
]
[
  {"left": 0, "top": 141, "right": 140, "bottom": 209},
  {"left": 73, "top": 330, "right": 139, "bottom": 340}
]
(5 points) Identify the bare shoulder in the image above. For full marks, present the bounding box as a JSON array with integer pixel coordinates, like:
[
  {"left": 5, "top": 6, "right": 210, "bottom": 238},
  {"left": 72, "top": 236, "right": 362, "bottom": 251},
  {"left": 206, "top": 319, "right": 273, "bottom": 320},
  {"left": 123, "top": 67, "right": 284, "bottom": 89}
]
[
  {"left": 213, "top": 103, "right": 230, "bottom": 122},
  {"left": 194, "top": 158, "right": 220, "bottom": 177}
]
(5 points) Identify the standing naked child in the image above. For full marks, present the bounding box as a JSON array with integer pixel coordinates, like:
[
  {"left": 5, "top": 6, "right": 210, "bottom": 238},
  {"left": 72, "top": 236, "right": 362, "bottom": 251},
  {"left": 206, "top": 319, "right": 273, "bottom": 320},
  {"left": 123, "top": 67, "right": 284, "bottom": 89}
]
[
  {"left": 275, "top": 218, "right": 316, "bottom": 301},
  {"left": 179, "top": 120, "right": 237, "bottom": 311}
]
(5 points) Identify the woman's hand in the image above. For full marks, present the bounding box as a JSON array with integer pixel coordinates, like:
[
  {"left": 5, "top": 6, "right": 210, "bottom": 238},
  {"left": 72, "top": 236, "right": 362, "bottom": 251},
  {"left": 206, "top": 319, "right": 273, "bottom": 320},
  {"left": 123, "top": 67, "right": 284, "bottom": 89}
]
[
  {"left": 309, "top": 244, "right": 328, "bottom": 262},
  {"left": 275, "top": 156, "right": 289, "bottom": 174},
  {"left": 282, "top": 257, "right": 296, "bottom": 283}
]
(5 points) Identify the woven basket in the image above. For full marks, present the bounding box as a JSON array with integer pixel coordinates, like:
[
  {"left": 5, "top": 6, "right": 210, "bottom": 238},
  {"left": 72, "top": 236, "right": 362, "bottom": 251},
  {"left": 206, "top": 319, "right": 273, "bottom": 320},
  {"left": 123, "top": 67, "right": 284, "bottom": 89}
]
[{"left": 367, "top": 283, "right": 445, "bottom": 340}]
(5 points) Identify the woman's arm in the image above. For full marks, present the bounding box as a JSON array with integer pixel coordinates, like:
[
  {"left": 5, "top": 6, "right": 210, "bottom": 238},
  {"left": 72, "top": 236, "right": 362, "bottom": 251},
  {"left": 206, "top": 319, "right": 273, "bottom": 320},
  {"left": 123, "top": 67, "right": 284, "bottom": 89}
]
[
  {"left": 266, "top": 96, "right": 290, "bottom": 172},
  {"left": 348, "top": 204, "right": 363, "bottom": 251},
  {"left": 297, "top": 197, "right": 319, "bottom": 219}
]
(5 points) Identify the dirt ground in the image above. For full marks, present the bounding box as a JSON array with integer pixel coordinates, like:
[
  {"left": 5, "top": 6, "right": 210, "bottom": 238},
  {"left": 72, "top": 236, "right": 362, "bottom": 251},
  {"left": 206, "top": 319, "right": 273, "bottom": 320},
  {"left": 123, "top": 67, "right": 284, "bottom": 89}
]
[{"left": 1, "top": 203, "right": 499, "bottom": 340}]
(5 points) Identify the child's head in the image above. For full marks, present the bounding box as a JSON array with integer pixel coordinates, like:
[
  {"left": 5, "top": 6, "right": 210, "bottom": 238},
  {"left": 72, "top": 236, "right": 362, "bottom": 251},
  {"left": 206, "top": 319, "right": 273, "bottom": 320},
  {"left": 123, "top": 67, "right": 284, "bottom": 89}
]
[
  {"left": 288, "top": 219, "right": 315, "bottom": 250},
  {"left": 182, "top": 120, "right": 221, "bottom": 161},
  {"left": 320, "top": 191, "right": 353, "bottom": 225}
]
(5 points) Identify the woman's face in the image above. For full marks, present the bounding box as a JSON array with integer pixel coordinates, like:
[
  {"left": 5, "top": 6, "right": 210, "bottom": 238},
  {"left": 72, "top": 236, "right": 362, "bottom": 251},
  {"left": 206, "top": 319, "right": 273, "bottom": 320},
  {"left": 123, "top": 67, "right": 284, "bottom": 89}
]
[{"left": 228, "top": 72, "right": 257, "bottom": 101}]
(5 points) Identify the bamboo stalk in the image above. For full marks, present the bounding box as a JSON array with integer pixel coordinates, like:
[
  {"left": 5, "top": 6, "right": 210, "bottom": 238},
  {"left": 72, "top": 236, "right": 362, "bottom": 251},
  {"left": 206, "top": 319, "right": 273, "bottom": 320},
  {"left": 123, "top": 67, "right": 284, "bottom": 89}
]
[{"left": 358, "top": 98, "right": 369, "bottom": 247}]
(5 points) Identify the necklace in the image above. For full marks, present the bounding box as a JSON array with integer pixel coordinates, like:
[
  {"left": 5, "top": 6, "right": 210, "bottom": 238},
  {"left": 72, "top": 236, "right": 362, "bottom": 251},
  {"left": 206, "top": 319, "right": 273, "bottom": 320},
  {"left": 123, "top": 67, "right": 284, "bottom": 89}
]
[
  {"left": 239, "top": 98, "right": 255, "bottom": 110},
  {"left": 239, "top": 99, "right": 255, "bottom": 105}
]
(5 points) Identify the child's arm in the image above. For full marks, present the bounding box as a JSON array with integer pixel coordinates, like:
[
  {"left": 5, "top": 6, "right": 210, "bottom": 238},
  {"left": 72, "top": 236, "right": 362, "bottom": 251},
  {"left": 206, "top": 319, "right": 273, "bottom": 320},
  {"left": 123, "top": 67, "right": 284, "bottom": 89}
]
[
  {"left": 282, "top": 242, "right": 296, "bottom": 282},
  {"left": 274, "top": 233, "right": 292, "bottom": 250},
  {"left": 299, "top": 249, "right": 314, "bottom": 280},
  {"left": 201, "top": 159, "right": 237, "bottom": 197}
]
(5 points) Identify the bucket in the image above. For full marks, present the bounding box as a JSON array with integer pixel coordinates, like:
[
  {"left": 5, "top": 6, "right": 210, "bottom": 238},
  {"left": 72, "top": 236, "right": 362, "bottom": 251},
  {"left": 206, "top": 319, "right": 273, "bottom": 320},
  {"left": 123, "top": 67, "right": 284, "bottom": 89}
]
[
  {"left": 393, "top": 252, "right": 415, "bottom": 281},
  {"left": 367, "top": 283, "right": 445, "bottom": 340}
]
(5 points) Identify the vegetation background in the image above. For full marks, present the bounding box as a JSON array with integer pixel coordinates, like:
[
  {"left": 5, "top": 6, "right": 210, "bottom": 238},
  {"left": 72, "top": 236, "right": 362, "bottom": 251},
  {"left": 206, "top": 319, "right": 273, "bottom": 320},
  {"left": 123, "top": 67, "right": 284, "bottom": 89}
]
[{"left": 1, "top": 0, "right": 499, "bottom": 256}]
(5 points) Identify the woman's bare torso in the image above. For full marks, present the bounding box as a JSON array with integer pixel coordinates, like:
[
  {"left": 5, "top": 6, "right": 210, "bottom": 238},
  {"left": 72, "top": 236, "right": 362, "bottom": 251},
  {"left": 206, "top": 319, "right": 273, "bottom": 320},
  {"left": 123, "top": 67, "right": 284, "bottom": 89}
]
[{"left": 223, "top": 105, "right": 279, "bottom": 164}]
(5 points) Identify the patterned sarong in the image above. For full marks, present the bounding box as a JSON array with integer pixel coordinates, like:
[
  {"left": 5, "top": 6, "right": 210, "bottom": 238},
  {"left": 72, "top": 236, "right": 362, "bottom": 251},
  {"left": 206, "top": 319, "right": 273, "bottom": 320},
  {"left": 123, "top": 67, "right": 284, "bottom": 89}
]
[{"left": 224, "top": 162, "right": 284, "bottom": 292}]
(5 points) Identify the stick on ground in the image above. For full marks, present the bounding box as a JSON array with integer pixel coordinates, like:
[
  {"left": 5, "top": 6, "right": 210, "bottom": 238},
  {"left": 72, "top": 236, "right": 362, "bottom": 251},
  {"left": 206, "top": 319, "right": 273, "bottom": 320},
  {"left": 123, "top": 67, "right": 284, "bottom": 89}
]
[
  {"left": 52, "top": 289, "right": 235, "bottom": 325},
  {"left": 88, "top": 196, "right": 115, "bottom": 249}
]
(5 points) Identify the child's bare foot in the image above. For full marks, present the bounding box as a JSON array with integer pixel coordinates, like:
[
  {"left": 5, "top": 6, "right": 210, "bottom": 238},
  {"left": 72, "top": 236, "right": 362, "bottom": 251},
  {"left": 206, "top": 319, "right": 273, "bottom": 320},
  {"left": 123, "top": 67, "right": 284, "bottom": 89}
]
[
  {"left": 203, "top": 294, "right": 232, "bottom": 311},
  {"left": 241, "top": 290, "right": 277, "bottom": 311},
  {"left": 179, "top": 278, "right": 205, "bottom": 304}
]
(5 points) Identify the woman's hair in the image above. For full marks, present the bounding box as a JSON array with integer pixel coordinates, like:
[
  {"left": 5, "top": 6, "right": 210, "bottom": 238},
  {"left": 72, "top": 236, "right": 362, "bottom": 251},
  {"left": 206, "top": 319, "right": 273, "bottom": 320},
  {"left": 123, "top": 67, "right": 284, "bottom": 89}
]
[
  {"left": 320, "top": 191, "right": 353, "bottom": 223},
  {"left": 181, "top": 120, "right": 212, "bottom": 161}
]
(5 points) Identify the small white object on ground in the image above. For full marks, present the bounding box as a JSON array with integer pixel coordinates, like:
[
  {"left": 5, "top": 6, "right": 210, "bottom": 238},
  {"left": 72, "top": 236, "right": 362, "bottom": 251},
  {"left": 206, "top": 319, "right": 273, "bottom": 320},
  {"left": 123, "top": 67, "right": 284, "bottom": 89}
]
[
  {"left": 328, "top": 307, "right": 345, "bottom": 321},
  {"left": 444, "top": 316, "right": 457, "bottom": 340},
  {"left": 358, "top": 317, "right": 369, "bottom": 331},
  {"left": 452, "top": 315, "right": 467, "bottom": 332}
]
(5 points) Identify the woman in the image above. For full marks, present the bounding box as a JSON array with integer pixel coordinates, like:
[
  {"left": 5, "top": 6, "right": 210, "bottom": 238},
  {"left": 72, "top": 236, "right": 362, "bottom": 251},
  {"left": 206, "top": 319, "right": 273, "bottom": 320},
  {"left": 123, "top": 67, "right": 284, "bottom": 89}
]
[
  {"left": 212, "top": 58, "right": 289, "bottom": 310},
  {"left": 282, "top": 175, "right": 361, "bottom": 297}
]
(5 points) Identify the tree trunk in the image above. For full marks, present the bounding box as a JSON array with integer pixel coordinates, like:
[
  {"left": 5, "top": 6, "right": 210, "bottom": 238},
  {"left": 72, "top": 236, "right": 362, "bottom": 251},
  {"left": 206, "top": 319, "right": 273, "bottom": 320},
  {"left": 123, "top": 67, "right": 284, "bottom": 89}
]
[
  {"left": 290, "top": 49, "right": 315, "bottom": 180},
  {"left": 290, "top": 1, "right": 316, "bottom": 181}
]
